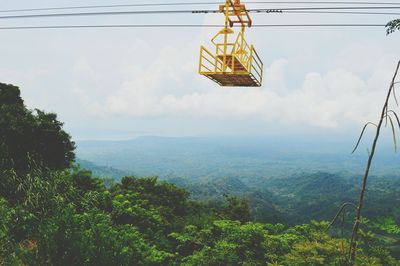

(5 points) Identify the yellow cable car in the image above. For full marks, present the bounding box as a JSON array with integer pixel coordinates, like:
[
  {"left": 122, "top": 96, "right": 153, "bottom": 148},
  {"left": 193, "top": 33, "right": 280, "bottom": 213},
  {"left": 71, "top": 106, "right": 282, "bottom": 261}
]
[{"left": 199, "top": 0, "right": 263, "bottom": 87}]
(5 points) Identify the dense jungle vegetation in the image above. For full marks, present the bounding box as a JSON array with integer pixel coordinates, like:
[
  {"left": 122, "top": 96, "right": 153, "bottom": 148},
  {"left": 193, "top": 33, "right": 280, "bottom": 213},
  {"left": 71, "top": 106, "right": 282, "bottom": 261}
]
[{"left": 1, "top": 82, "right": 400, "bottom": 265}]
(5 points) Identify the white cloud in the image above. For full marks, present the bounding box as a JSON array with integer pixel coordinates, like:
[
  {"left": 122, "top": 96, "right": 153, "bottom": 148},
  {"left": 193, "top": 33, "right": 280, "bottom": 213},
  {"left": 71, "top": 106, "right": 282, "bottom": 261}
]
[{"left": 74, "top": 49, "right": 396, "bottom": 131}]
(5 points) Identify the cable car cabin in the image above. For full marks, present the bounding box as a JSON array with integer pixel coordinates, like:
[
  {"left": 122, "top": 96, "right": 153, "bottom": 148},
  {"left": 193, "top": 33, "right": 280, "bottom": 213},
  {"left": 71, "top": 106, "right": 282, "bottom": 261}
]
[{"left": 199, "top": 0, "right": 263, "bottom": 87}]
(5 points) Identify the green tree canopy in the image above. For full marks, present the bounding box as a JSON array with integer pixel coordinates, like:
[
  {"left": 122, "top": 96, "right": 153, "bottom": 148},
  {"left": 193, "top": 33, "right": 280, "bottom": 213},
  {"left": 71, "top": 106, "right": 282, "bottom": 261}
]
[
  {"left": 0, "top": 83, "right": 75, "bottom": 174},
  {"left": 387, "top": 19, "right": 400, "bottom": 34},
  {"left": 220, "top": 195, "right": 252, "bottom": 223}
]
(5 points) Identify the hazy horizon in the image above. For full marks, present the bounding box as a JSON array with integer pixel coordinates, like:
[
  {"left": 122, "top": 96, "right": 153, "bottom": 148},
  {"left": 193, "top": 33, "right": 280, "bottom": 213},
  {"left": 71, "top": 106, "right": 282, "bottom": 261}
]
[{"left": 76, "top": 134, "right": 400, "bottom": 180}]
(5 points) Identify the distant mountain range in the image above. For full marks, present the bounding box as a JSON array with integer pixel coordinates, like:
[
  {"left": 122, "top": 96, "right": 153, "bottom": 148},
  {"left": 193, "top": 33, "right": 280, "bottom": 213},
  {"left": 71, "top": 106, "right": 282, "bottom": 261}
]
[{"left": 76, "top": 135, "right": 400, "bottom": 181}]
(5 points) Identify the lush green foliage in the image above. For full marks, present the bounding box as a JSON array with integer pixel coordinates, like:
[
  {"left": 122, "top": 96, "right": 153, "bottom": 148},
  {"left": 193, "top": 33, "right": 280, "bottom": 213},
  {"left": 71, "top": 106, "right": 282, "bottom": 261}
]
[
  {"left": 387, "top": 19, "right": 400, "bottom": 34},
  {"left": 372, "top": 217, "right": 400, "bottom": 235},
  {"left": 0, "top": 83, "right": 75, "bottom": 174},
  {"left": 1, "top": 167, "right": 398, "bottom": 265}
]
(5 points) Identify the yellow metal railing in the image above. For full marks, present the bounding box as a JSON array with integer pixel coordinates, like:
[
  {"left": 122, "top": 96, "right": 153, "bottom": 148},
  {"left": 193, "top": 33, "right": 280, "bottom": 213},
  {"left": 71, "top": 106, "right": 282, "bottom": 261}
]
[
  {"left": 249, "top": 46, "right": 263, "bottom": 85},
  {"left": 232, "top": 31, "right": 251, "bottom": 72},
  {"left": 199, "top": 46, "right": 223, "bottom": 74},
  {"left": 199, "top": 41, "right": 263, "bottom": 84},
  {"left": 215, "top": 43, "right": 234, "bottom": 56},
  {"left": 201, "top": 31, "right": 252, "bottom": 73}
]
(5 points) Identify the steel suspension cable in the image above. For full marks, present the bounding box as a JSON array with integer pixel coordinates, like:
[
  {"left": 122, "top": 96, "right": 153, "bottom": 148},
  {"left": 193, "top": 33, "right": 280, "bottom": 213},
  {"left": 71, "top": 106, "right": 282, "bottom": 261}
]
[
  {"left": 0, "top": 24, "right": 386, "bottom": 31},
  {"left": 2, "top": 1, "right": 400, "bottom": 14},
  {"left": 0, "top": 6, "right": 400, "bottom": 20}
]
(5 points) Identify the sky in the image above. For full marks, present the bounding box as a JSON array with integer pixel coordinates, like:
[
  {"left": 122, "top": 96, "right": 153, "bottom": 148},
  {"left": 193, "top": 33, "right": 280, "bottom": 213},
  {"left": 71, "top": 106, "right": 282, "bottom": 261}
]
[{"left": 1, "top": 0, "right": 400, "bottom": 141}]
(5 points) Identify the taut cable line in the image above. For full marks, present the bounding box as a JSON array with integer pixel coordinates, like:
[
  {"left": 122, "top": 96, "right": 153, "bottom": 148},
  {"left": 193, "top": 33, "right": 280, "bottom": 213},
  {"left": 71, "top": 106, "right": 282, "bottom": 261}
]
[
  {"left": 0, "top": 6, "right": 400, "bottom": 20},
  {"left": 2, "top": 1, "right": 400, "bottom": 14},
  {"left": 0, "top": 24, "right": 387, "bottom": 31}
]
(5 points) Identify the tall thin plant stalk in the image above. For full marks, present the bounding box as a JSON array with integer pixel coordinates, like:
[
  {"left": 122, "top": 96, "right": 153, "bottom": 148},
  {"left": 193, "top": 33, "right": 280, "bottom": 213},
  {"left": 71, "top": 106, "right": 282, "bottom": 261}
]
[{"left": 348, "top": 60, "right": 400, "bottom": 264}]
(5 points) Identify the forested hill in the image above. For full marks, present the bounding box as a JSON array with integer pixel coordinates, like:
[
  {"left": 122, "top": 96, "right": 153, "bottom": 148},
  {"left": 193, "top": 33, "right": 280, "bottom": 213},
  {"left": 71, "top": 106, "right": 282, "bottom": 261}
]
[
  {"left": 172, "top": 172, "right": 400, "bottom": 225},
  {"left": 1, "top": 82, "right": 400, "bottom": 264},
  {"left": 78, "top": 156, "right": 400, "bottom": 231}
]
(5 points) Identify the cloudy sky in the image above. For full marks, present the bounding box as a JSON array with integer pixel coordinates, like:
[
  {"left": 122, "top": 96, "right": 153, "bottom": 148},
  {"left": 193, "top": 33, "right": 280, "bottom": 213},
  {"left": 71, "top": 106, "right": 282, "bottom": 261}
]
[{"left": 1, "top": 0, "right": 400, "bottom": 140}]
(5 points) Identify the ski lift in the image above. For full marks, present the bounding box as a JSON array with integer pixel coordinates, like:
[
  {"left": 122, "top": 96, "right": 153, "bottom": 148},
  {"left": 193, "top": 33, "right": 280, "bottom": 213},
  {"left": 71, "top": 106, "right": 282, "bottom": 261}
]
[{"left": 199, "top": 0, "right": 263, "bottom": 87}]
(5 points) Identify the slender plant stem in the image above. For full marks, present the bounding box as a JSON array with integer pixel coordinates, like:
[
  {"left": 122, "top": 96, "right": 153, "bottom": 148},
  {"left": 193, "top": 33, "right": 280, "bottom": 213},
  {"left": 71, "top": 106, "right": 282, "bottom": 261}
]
[
  {"left": 348, "top": 60, "right": 400, "bottom": 264},
  {"left": 326, "top": 202, "right": 357, "bottom": 231}
]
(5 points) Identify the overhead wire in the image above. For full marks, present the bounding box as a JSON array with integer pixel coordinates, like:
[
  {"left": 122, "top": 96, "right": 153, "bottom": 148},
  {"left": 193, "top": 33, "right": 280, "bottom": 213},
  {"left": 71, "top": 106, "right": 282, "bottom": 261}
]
[
  {"left": 0, "top": 24, "right": 386, "bottom": 31},
  {"left": 0, "top": 6, "right": 400, "bottom": 20},
  {"left": 0, "top": 3, "right": 396, "bottom": 31},
  {"left": 0, "top": 3, "right": 218, "bottom": 13},
  {"left": 248, "top": 1, "right": 400, "bottom": 4},
  {"left": 252, "top": 6, "right": 400, "bottom": 11},
  {"left": 1, "top": 1, "right": 400, "bottom": 14},
  {"left": 283, "top": 10, "right": 400, "bottom": 15},
  {"left": 248, "top": 1, "right": 400, "bottom": 3}
]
